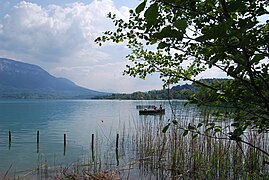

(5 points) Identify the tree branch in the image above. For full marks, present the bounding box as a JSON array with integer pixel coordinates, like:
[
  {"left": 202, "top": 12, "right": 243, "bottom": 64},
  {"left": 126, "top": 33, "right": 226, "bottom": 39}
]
[{"left": 218, "top": 0, "right": 231, "bottom": 20}]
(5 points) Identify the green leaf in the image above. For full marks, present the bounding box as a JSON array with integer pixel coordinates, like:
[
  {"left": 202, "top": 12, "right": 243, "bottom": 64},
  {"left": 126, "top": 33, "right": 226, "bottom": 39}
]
[
  {"left": 220, "top": 19, "right": 234, "bottom": 30},
  {"left": 172, "top": 119, "right": 178, "bottom": 125},
  {"left": 197, "top": 123, "right": 203, "bottom": 128},
  {"left": 252, "top": 54, "right": 265, "bottom": 64},
  {"left": 214, "top": 126, "right": 222, "bottom": 133},
  {"left": 183, "top": 130, "right": 189, "bottom": 136},
  {"left": 144, "top": 3, "right": 158, "bottom": 20},
  {"left": 174, "top": 19, "right": 188, "bottom": 30},
  {"left": 233, "top": 127, "right": 244, "bottom": 137},
  {"left": 144, "top": 3, "right": 158, "bottom": 28},
  {"left": 197, "top": 19, "right": 234, "bottom": 41},
  {"left": 162, "top": 123, "right": 170, "bottom": 133},
  {"left": 188, "top": 124, "right": 196, "bottom": 130},
  {"left": 208, "top": 122, "right": 215, "bottom": 127},
  {"left": 192, "top": 134, "right": 198, "bottom": 139},
  {"left": 231, "top": 122, "right": 240, "bottom": 127},
  {"left": 205, "top": 126, "right": 214, "bottom": 134},
  {"left": 227, "top": 66, "right": 234, "bottom": 75},
  {"left": 207, "top": 55, "right": 220, "bottom": 66},
  {"left": 159, "top": 26, "right": 183, "bottom": 39},
  {"left": 196, "top": 35, "right": 207, "bottom": 42},
  {"left": 158, "top": 42, "right": 169, "bottom": 49},
  {"left": 135, "top": 1, "right": 146, "bottom": 14}
]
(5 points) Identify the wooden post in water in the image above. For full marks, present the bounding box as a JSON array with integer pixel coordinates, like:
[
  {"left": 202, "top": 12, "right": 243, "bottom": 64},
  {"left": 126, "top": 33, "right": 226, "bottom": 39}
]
[
  {"left": 8, "top": 130, "right": 12, "bottom": 150},
  {"left": 91, "top": 134, "right": 94, "bottom": 152},
  {"left": 116, "top": 133, "right": 119, "bottom": 149},
  {"left": 37, "top": 130, "right": 40, "bottom": 153},
  {"left": 91, "top": 134, "right": 95, "bottom": 160},
  {"left": 64, "top": 133, "right": 66, "bottom": 156},
  {"left": 37, "top": 130, "right": 40, "bottom": 144},
  {"left": 64, "top": 133, "right": 67, "bottom": 146},
  {"left": 116, "top": 133, "right": 119, "bottom": 166},
  {"left": 8, "top": 130, "right": 11, "bottom": 142}
]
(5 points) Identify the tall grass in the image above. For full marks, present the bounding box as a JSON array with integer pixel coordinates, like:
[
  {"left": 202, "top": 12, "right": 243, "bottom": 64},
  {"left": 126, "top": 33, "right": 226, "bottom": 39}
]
[
  {"left": 6, "top": 104, "right": 269, "bottom": 179},
  {"left": 127, "top": 106, "right": 269, "bottom": 179}
]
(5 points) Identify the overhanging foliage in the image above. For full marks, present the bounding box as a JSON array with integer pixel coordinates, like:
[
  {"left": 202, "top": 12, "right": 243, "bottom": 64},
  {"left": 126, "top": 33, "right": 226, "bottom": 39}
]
[{"left": 96, "top": 0, "right": 269, "bottom": 139}]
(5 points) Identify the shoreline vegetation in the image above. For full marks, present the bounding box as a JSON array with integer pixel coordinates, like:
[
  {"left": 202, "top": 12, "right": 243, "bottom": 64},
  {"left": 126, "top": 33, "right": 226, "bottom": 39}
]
[
  {"left": 4, "top": 104, "right": 269, "bottom": 179},
  {"left": 94, "top": 79, "right": 227, "bottom": 100}
]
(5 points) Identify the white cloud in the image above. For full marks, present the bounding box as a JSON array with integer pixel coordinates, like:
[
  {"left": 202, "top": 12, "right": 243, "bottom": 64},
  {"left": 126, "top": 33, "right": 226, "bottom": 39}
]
[
  {"left": 51, "top": 61, "right": 163, "bottom": 92},
  {"left": 0, "top": 0, "right": 157, "bottom": 92},
  {"left": 197, "top": 66, "right": 228, "bottom": 79},
  {"left": 0, "top": 0, "right": 230, "bottom": 93},
  {"left": 0, "top": 0, "right": 126, "bottom": 62}
]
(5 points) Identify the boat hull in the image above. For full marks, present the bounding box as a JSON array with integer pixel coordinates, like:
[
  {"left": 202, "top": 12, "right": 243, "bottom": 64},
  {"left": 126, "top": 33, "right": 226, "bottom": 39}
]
[{"left": 139, "top": 109, "right": 165, "bottom": 115}]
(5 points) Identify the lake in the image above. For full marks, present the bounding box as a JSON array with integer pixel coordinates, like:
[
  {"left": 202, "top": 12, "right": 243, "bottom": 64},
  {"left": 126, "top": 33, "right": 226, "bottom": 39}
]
[{"left": 0, "top": 99, "right": 188, "bottom": 176}]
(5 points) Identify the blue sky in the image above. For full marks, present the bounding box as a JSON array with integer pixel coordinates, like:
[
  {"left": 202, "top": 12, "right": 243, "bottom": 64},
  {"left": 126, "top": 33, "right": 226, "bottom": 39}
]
[{"left": 0, "top": 0, "right": 228, "bottom": 93}]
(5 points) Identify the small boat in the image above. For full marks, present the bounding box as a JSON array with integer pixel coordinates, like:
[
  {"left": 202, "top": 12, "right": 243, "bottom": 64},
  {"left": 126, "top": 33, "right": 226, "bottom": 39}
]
[{"left": 139, "top": 108, "right": 165, "bottom": 115}]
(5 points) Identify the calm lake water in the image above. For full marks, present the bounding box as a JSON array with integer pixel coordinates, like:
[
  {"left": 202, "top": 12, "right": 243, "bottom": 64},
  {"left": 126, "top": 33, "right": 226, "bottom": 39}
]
[{"left": 0, "top": 99, "right": 189, "bottom": 175}]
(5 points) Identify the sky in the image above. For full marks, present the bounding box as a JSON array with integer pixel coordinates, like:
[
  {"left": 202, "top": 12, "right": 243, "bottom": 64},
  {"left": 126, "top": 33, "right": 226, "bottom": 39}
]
[{"left": 0, "top": 0, "right": 227, "bottom": 93}]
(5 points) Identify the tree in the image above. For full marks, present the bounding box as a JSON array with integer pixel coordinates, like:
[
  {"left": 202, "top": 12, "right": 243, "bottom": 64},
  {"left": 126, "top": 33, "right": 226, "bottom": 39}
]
[{"left": 96, "top": 0, "right": 269, "bottom": 144}]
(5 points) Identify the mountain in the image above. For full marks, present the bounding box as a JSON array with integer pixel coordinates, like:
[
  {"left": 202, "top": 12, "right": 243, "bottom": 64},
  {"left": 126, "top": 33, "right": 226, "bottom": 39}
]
[{"left": 0, "top": 58, "right": 109, "bottom": 99}]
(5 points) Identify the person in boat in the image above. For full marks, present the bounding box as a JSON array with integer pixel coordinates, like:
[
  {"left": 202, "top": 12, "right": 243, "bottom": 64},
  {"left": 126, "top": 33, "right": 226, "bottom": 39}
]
[
  {"left": 154, "top": 106, "right": 157, "bottom": 110},
  {"left": 159, "top": 105, "right": 162, "bottom": 110}
]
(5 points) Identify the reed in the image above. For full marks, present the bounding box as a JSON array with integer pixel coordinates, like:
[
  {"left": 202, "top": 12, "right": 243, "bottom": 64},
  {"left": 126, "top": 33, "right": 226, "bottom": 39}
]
[
  {"left": 5, "top": 105, "right": 269, "bottom": 179},
  {"left": 116, "top": 104, "right": 269, "bottom": 179}
]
